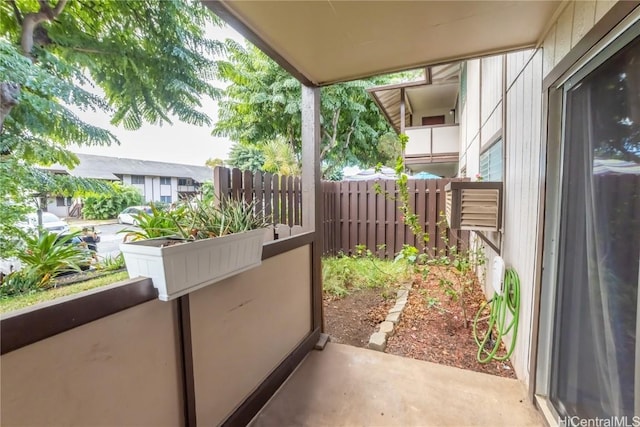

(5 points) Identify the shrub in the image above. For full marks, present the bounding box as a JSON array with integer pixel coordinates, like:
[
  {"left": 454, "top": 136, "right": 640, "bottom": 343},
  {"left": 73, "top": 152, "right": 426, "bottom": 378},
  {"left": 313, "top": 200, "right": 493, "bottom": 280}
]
[
  {"left": 0, "top": 269, "right": 41, "bottom": 297},
  {"left": 82, "top": 184, "right": 143, "bottom": 219},
  {"left": 322, "top": 248, "right": 410, "bottom": 298},
  {"left": 97, "top": 253, "right": 126, "bottom": 271},
  {"left": 17, "top": 231, "right": 92, "bottom": 289}
]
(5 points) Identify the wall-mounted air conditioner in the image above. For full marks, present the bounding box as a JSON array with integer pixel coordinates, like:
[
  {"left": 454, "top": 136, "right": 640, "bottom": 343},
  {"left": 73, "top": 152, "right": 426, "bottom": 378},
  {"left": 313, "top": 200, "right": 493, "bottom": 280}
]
[{"left": 445, "top": 181, "right": 502, "bottom": 232}]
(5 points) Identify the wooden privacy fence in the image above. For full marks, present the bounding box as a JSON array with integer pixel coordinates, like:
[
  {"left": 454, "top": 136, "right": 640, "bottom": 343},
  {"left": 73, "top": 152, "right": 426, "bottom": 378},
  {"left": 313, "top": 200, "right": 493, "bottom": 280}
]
[
  {"left": 213, "top": 166, "right": 469, "bottom": 258},
  {"left": 213, "top": 166, "right": 302, "bottom": 227},
  {"left": 322, "top": 178, "right": 470, "bottom": 258}
]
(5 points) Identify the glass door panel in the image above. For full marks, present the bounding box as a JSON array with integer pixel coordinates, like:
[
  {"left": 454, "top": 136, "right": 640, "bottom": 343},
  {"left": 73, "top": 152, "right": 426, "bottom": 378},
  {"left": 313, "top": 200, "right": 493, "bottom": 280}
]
[{"left": 550, "top": 34, "right": 640, "bottom": 419}]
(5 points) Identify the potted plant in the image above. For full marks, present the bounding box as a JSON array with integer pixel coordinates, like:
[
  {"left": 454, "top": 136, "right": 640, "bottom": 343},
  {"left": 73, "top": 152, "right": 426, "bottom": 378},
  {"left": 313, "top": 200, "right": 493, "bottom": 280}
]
[{"left": 119, "top": 200, "right": 270, "bottom": 301}]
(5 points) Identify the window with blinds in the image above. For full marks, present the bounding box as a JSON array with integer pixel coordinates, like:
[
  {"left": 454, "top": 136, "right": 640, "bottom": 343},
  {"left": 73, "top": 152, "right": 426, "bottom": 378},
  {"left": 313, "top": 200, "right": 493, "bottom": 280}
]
[{"left": 479, "top": 139, "right": 503, "bottom": 181}]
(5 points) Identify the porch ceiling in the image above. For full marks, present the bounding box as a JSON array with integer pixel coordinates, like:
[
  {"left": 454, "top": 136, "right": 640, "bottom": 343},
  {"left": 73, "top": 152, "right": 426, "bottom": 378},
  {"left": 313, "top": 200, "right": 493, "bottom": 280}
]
[{"left": 204, "top": 1, "right": 561, "bottom": 86}]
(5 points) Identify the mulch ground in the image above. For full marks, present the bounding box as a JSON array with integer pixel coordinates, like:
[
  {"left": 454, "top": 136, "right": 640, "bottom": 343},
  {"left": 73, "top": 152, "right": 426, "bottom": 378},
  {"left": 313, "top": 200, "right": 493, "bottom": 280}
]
[
  {"left": 323, "top": 288, "right": 394, "bottom": 347},
  {"left": 324, "top": 266, "right": 516, "bottom": 378}
]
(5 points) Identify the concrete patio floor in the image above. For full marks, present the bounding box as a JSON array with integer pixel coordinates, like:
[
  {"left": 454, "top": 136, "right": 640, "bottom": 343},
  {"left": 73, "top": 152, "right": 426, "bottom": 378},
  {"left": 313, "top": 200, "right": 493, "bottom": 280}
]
[{"left": 251, "top": 342, "right": 543, "bottom": 427}]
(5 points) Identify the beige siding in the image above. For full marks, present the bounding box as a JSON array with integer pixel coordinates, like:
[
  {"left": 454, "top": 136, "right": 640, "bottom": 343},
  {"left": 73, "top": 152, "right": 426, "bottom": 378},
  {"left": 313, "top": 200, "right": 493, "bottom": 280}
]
[
  {"left": 189, "top": 245, "right": 312, "bottom": 425},
  {"left": 459, "top": 59, "right": 481, "bottom": 176},
  {"left": 480, "top": 56, "right": 503, "bottom": 147},
  {"left": 500, "top": 50, "right": 544, "bottom": 384},
  {"left": 1, "top": 300, "right": 184, "bottom": 426},
  {"left": 542, "top": 0, "right": 617, "bottom": 77},
  {"left": 464, "top": 60, "right": 481, "bottom": 150},
  {"left": 458, "top": 48, "right": 543, "bottom": 384}
]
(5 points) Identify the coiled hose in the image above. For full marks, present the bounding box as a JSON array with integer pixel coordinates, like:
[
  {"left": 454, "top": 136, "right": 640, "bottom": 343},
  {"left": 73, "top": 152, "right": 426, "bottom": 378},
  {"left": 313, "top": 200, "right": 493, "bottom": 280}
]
[{"left": 472, "top": 267, "right": 520, "bottom": 364}]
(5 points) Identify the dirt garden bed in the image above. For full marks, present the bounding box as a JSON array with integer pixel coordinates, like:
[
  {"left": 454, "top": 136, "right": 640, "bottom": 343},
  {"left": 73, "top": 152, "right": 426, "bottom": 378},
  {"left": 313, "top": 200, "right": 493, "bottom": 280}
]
[{"left": 323, "top": 265, "right": 516, "bottom": 379}]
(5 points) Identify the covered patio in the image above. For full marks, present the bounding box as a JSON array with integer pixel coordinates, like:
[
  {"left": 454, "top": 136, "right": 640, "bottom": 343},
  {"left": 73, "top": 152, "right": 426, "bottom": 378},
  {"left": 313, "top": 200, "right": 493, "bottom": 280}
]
[
  {"left": 252, "top": 343, "right": 541, "bottom": 426},
  {"left": 6, "top": 1, "right": 636, "bottom": 426}
]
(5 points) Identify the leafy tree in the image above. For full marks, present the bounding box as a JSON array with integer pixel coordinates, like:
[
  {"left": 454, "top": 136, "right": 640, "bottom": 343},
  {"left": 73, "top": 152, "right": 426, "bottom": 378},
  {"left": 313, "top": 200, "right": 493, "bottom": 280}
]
[
  {"left": 262, "top": 138, "right": 300, "bottom": 176},
  {"left": 227, "top": 142, "right": 265, "bottom": 174},
  {"left": 205, "top": 157, "right": 224, "bottom": 169},
  {"left": 227, "top": 138, "right": 301, "bottom": 176},
  {"left": 0, "top": 0, "right": 222, "bottom": 249},
  {"left": 214, "top": 41, "right": 410, "bottom": 177},
  {"left": 82, "top": 183, "right": 144, "bottom": 220}
]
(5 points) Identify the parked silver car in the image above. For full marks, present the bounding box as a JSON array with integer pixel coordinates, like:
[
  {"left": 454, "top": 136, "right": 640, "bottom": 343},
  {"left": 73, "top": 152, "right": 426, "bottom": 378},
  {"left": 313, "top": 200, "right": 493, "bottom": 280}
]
[
  {"left": 24, "top": 212, "right": 70, "bottom": 235},
  {"left": 117, "top": 206, "right": 152, "bottom": 225}
]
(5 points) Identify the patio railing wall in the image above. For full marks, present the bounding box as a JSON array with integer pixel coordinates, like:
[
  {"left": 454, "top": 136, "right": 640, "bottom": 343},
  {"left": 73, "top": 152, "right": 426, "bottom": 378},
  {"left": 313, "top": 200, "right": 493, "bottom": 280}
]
[{"left": 213, "top": 166, "right": 469, "bottom": 258}]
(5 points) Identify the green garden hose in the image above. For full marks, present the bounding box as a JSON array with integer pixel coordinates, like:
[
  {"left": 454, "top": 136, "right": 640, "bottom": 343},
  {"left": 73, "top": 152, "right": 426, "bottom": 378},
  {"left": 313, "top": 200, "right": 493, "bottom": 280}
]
[{"left": 472, "top": 267, "right": 520, "bottom": 364}]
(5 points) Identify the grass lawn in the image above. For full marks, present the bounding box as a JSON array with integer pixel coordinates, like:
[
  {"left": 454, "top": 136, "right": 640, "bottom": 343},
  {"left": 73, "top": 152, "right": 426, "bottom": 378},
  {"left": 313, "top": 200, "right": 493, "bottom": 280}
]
[
  {"left": 322, "top": 254, "right": 410, "bottom": 298},
  {"left": 0, "top": 270, "right": 129, "bottom": 314}
]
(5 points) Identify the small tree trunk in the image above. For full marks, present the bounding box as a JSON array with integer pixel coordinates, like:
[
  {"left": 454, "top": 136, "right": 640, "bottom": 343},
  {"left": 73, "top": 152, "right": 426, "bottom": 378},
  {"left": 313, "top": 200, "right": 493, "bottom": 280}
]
[{"left": 0, "top": 82, "right": 20, "bottom": 133}]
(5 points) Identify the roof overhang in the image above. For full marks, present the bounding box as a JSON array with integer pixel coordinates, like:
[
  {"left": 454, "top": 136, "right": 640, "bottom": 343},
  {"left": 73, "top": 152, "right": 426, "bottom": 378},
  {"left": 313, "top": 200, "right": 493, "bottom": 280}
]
[{"left": 204, "top": 1, "right": 562, "bottom": 86}]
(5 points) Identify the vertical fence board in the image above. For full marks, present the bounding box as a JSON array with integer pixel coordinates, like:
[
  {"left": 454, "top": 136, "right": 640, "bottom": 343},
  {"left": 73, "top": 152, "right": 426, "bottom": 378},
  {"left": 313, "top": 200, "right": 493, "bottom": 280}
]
[
  {"left": 243, "top": 170, "right": 253, "bottom": 204},
  {"left": 405, "top": 180, "right": 416, "bottom": 247},
  {"left": 426, "top": 180, "right": 437, "bottom": 256},
  {"left": 394, "top": 181, "right": 403, "bottom": 255},
  {"left": 375, "top": 182, "right": 386, "bottom": 257},
  {"left": 436, "top": 179, "right": 448, "bottom": 254},
  {"left": 254, "top": 171, "right": 263, "bottom": 216},
  {"left": 279, "top": 175, "right": 287, "bottom": 225},
  {"left": 348, "top": 181, "right": 358, "bottom": 252},
  {"left": 287, "top": 176, "right": 294, "bottom": 226},
  {"left": 416, "top": 179, "right": 427, "bottom": 252},
  {"left": 272, "top": 174, "right": 280, "bottom": 224},
  {"left": 357, "top": 181, "right": 367, "bottom": 250},
  {"left": 367, "top": 182, "right": 376, "bottom": 253},
  {"left": 230, "top": 168, "right": 242, "bottom": 200},
  {"left": 340, "top": 182, "right": 349, "bottom": 254},
  {"left": 213, "top": 166, "right": 230, "bottom": 204},
  {"left": 294, "top": 177, "right": 301, "bottom": 226},
  {"left": 263, "top": 173, "right": 273, "bottom": 222},
  {"left": 383, "top": 180, "right": 395, "bottom": 256}
]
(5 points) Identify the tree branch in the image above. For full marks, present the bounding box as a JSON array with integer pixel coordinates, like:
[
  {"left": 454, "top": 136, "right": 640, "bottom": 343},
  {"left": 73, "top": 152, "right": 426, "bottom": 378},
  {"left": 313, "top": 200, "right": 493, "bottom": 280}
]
[
  {"left": 8, "top": 0, "right": 23, "bottom": 25},
  {"left": 21, "top": 0, "right": 68, "bottom": 55},
  {"left": 1, "top": 83, "right": 20, "bottom": 133}
]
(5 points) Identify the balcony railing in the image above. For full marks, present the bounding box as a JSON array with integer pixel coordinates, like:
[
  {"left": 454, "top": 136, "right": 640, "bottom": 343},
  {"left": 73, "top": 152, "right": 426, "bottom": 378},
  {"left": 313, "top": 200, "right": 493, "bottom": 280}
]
[{"left": 405, "top": 124, "right": 459, "bottom": 157}]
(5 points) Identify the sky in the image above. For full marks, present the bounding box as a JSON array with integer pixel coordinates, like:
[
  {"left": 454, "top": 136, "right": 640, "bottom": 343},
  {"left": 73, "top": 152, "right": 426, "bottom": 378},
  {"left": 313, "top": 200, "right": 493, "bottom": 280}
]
[{"left": 71, "top": 24, "right": 245, "bottom": 167}]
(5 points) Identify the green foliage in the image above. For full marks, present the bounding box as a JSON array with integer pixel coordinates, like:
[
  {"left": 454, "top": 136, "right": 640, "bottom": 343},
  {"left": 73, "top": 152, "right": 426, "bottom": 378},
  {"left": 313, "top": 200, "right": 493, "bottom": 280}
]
[
  {"left": 121, "top": 204, "right": 183, "bottom": 241},
  {"left": 214, "top": 41, "right": 413, "bottom": 175},
  {"left": 181, "top": 199, "right": 270, "bottom": 239},
  {"left": 322, "top": 249, "right": 410, "bottom": 298},
  {"left": 382, "top": 133, "right": 483, "bottom": 328},
  {"left": 1, "top": 270, "right": 129, "bottom": 312},
  {"left": 227, "top": 142, "right": 266, "bottom": 173},
  {"left": 0, "top": 269, "right": 42, "bottom": 297},
  {"left": 82, "top": 183, "right": 143, "bottom": 219},
  {"left": 0, "top": 0, "right": 223, "bottom": 253},
  {"left": 261, "top": 138, "right": 300, "bottom": 176},
  {"left": 228, "top": 138, "right": 300, "bottom": 176},
  {"left": 14, "top": 231, "right": 91, "bottom": 291},
  {"left": 200, "top": 181, "right": 215, "bottom": 204},
  {"left": 122, "top": 199, "right": 270, "bottom": 242},
  {"left": 96, "top": 253, "right": 126, "bottom": 271}
]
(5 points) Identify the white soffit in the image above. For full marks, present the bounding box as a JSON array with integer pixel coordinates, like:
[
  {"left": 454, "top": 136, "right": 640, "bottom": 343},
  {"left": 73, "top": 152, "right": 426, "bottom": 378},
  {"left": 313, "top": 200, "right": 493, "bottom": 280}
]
[{"left": 207, "top": 0, "right": 561, "bottom": 86}]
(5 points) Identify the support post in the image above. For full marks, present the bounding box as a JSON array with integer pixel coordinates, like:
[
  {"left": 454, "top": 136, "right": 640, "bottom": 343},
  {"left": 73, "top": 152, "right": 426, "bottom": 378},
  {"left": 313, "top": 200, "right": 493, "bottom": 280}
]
[{"left": 301, "top": 85, "right": 323, "bottom": 332}]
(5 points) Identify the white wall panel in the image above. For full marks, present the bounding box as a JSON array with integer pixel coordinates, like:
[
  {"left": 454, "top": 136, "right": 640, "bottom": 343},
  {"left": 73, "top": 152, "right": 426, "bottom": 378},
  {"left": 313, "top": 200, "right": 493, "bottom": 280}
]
[
  {"left": 500, "top": 50, "right": 544, "bottom": 384},
  {"left": 572, "top": 1, "right": 597, "bottom": 47},
  {"left": 542, "top": 0, "right": 617, "bottom": 77},
  {"left": 465, "top": 60, "right": 481, "bottom": 151}
]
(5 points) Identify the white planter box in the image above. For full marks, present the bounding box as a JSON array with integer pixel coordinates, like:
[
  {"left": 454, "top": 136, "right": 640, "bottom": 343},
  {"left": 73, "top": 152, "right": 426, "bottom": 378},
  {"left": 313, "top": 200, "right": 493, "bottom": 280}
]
[{"left": 120, "top": 228, "right": 266, "bottom": 301}]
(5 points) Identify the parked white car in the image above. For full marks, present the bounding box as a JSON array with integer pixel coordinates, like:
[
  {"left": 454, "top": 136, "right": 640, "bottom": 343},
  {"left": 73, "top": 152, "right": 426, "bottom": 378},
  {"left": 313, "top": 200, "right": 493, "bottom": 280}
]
[
  {"left": 117, "top": 206, "right": 152, "bottom": 225},
  {"left": 24, "top": 212, "right": 70, "bottom": 235}
]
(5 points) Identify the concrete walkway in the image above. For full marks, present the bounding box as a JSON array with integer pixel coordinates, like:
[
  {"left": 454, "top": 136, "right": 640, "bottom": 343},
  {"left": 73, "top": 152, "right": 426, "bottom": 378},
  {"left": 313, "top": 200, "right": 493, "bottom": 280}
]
[{"left": 251, "top": 343, "right": 543, "bottom": 427}]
